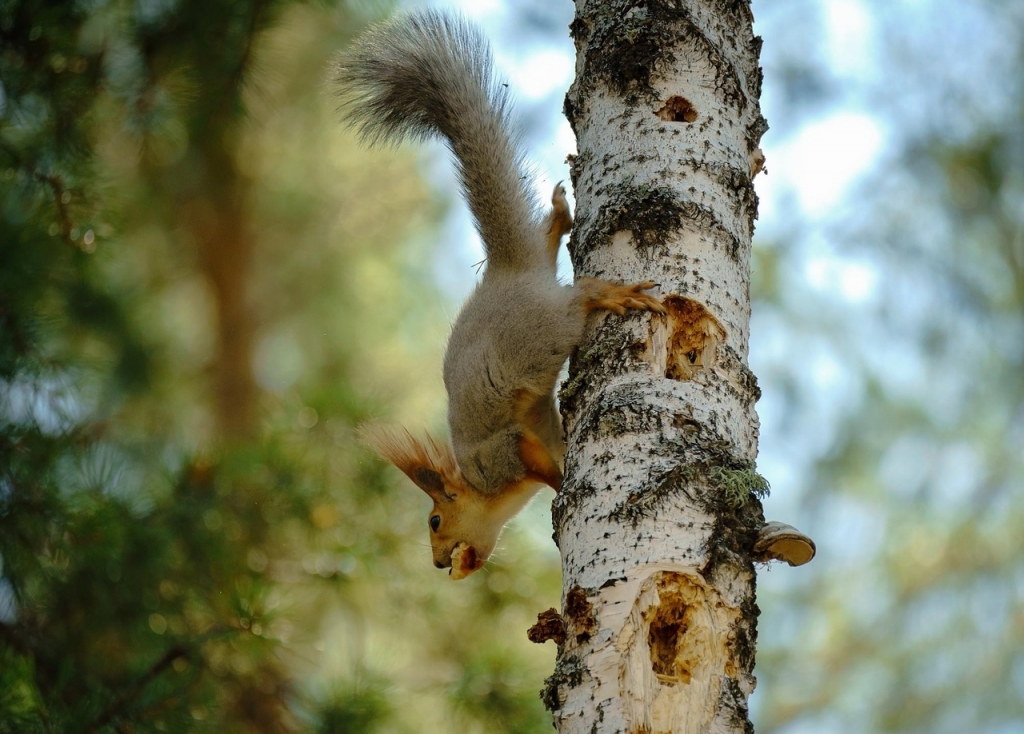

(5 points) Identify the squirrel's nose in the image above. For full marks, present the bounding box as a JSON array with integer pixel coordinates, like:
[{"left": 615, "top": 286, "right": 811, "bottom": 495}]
[{"left": 434, "top": 560, "right": 445, "bottom": 569}]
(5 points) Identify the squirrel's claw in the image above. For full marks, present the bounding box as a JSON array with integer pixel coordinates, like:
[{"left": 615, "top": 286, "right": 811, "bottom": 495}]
[
  {"left": 581, "top": 279, "right": 666, "bottom": 317},
  {"left": 627, "top": 282, "right": 668, "bottom": 315}
]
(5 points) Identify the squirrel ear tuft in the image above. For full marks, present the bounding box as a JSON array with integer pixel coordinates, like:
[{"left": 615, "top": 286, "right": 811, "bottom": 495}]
[{"left": 358, "top": 423, "right": 458, "bottom": 502}]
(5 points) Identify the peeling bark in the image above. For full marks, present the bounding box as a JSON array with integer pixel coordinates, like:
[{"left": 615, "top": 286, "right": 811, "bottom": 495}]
[{"left": 551, "top": 0, "right": 767, "bottom": 731}]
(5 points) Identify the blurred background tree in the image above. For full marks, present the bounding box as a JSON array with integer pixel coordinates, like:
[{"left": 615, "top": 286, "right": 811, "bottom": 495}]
[
  {"left": 1, "top": 0, "right": 1022, "bottom": 733},
  {"left": 1, "top": 0, "right": 560, "bottom": 731}
]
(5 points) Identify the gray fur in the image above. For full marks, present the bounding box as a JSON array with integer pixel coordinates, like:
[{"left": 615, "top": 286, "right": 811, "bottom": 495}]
[
  {"left": 337, "top": 11, "right": 662, "bottom": 498},
  {"left": 444, "top": 271, "right": 584, "bottom": 493},
  {"left": 333, "top": 10, "right": 543, "bottom": 271}
]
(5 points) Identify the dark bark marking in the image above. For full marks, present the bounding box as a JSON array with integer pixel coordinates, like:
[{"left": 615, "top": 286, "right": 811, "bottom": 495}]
[
  {"left": 734, "top": 594, "right": 760, "bottom": 674},
  {"left": 552, "top": 479, "right": 601, "bottom": 538},
  {"left": 528, "top": 608, "right": 567, "bottom": 645},
  {"left": 678, "top": 199, "right": 748, "bottom": 261},
  {"left": 702, "top": 499, "right": 765, "bottom": 591},
  {"left": 719, "top": 675, "right": 756, "bottom": 734},
  {"left": 576, "top": 190, "right": 748, "bottom": 265},
  {"left": 609, "top": 463, "right": 697, "bottom": 526},
  {"left": 568, "top": 1, "right": 748, "bottom": 110},
  {"left": 540, "top": 656, "right": 585, "bottom": 712},
  {"left": 608, "top": 419, "right": 768, "bottom": 525},
  {"left": 560, "top": 335, "right": 649, "bottom": 416},
  {"left": 718, "top": 344, "right": 761, "bottom": 405},
  {"left": 565, "top": 585, "right": 598, "bottom": 643},
  {"left": 571, "top": 182, "right": 686, "bottom": 261},
  {"left": 748, "top": 111, "right": 769, "bottom": 147}
]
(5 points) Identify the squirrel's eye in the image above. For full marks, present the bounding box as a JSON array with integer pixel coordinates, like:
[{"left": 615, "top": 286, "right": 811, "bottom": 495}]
[{"left": 429, "top": 515, "right": 441, "bottom": 532}]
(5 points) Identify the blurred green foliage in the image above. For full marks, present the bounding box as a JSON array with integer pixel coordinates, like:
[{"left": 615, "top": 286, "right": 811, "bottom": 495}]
[
  {"left": 0, "top": 1, "right": 560, "bottom": 731},
  {"left": 750, "top": 2, "right": 1024, "bottom": 732}
]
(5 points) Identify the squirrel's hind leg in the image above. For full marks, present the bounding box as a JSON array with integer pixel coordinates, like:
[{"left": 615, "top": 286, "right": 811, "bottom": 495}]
[
  {"left": 518, "top": 429, "right": 564, "bottom": 491},
  {"left": 512, "top": 389, "right": 564, "bottom": 492},
  {"left": 542, "top": 183, "right": 573, "bottom": 270}
]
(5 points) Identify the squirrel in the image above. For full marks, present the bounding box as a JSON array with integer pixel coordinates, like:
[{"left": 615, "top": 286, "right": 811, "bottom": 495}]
[{"left": 336, "top": 11, "right": 666, "bottom": 579}]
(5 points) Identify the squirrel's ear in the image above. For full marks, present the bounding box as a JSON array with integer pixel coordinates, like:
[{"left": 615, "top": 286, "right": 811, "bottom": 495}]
[
  {"left": 412, "top": 466, "right": 448, "bottom": 498},
  {"left": 359, "top": 424, "right": 457, "bottom": 503}
]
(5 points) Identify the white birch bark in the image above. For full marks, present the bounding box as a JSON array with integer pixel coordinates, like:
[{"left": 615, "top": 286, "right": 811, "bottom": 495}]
[{"left": 543, "top": 1, "right": 769, "bottom": 731}]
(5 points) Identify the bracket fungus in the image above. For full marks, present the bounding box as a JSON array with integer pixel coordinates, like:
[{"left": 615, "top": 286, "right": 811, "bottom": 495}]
[{"left": 753, "top": 521, "right": 816, "bottom": 567}]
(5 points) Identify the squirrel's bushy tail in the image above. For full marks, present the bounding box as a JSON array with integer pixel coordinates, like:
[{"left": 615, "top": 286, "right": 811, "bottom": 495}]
[{"left": 333, "top": 11, "right": 539, "bottom": 271}]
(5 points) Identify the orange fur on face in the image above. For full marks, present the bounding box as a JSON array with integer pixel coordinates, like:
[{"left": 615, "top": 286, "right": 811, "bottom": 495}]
[{"left": 360, "top": 424, "right": 540, "bottom": 578}]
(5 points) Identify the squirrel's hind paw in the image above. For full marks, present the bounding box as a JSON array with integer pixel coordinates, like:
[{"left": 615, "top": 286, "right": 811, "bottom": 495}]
[
  {"left": 580, "top": 279, "right": 667, "bottom": 317},
  {"left": 551, "top": 182, "right": 569, "bottom": 211},
  {"left": 545, "top": 183, "right": 573, "bottom": 246}
]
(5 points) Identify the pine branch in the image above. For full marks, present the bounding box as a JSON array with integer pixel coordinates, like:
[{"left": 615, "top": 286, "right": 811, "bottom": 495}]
[
  {"left": 206, "top": 0, "right": 271, "bottom": 129},
  {"left": 83, "top": 626, "right": 232, "bottom": 733},
  {"left": 32, "top": 170, "right": 79, "bottom": 249},
  {"left": 83, "top": 645, "right": 188, "bottom": 734},
  {"left": 0, "top": 620, "right": 29, "bottom": 655},
  {"left": 0, "top": 621, "right": 54, "bottom": 733},
  {"left": 0, "top": 298, "right": 31, "bottom": 356}
]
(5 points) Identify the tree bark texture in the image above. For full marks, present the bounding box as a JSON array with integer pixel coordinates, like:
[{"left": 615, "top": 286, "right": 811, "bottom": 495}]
[{"left": 548, "top": 1, "right": 767, "bottom": 732}]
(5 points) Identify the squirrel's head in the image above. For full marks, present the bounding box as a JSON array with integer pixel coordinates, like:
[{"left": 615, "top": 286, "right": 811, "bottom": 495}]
[{"left": 360, "top": 425, "right": 512, "bottom": 579}]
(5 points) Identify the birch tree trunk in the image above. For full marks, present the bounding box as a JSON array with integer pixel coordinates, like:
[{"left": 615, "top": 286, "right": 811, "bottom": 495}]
[{"left": 545, "top": 1, "right": 770, "bottom": 731}]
